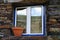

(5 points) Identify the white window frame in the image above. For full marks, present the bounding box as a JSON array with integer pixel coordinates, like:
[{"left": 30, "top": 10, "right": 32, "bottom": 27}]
[{"left": 14, "top": 6, "right": 45, "bottom": 36}]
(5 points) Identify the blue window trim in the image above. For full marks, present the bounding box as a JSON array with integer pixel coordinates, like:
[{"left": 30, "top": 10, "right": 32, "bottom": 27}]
[
  {"left": 13, "top": 6, "right": 46, "bottom": 36},
  {"left": 13, "top": 8, "right": 15, "bottom": 25}
]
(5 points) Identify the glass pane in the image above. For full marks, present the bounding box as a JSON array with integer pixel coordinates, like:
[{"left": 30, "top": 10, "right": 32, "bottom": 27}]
[
  {"left": 16, "top": 8, "right": 27, "bottom": 33},
  {"left": 31, "top": 7, "right": 42, "bottom": 33}
]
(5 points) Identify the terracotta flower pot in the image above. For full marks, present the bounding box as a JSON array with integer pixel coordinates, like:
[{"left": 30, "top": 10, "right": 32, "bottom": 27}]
[{"left": 12, "top": 27, "right": 24, "bottom": 37}]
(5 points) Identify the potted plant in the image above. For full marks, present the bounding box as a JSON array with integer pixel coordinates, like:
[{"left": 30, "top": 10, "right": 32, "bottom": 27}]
[{"left": 12, "top": 26, "right": 24, "bottom": 37}]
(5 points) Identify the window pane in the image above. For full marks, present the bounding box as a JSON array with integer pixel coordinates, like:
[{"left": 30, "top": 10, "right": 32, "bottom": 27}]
[
  {"left": 31, "top": 7, "right": 42, "bottom": 33},
  {"left": 16, "top": 8, "right": 27, "bottom": 33}
]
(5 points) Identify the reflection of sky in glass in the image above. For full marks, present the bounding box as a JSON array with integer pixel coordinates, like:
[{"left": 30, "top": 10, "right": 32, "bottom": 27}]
[
  {"left": 17, "top": 9, "right": 27, "bottom": 15},
  {"left": 31, "top": 7, "right": 42, "bottom": 16},
  {"left": 17, "top": 7, "right": 42, "bottom": 16}
]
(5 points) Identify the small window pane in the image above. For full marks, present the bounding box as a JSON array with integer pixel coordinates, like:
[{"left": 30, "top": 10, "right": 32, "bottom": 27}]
[
  {"left": 31, "top": 7, "right": 42, "bottom": 33},
  {"left": 16, "top": 8, "right": 27, "bottom": 33}
]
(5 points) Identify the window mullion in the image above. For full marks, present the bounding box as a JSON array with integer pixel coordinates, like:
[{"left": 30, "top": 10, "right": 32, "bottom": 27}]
[{"left": 26, "top": 7, "right": 31, "bottom": 34}]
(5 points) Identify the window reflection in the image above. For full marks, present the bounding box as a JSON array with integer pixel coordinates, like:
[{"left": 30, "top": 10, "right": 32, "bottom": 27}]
[
  {"left": 31, "top": 7, "right": 42, "bottom": 33},
  {"left": 16, "top": 7, "right": 43, "bottom": 34},
  {"left": 16, "top": 8, "right": 27, "bottom": 33}
]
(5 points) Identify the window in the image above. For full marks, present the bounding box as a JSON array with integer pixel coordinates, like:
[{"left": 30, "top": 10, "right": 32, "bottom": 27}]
[{"left": 14, "top": 6, "right": 46, "bottom": 36}]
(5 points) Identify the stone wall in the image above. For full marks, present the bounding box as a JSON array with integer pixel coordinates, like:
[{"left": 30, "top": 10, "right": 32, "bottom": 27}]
[
  {"left": 48, "top": 0, "right": 60, "bottom": 5},
  {"left": 47, "top": 0, "right": 60, "bottom": 40},
  {"left": 0, "top": 3, "right": 13, "bottom": 37}
]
